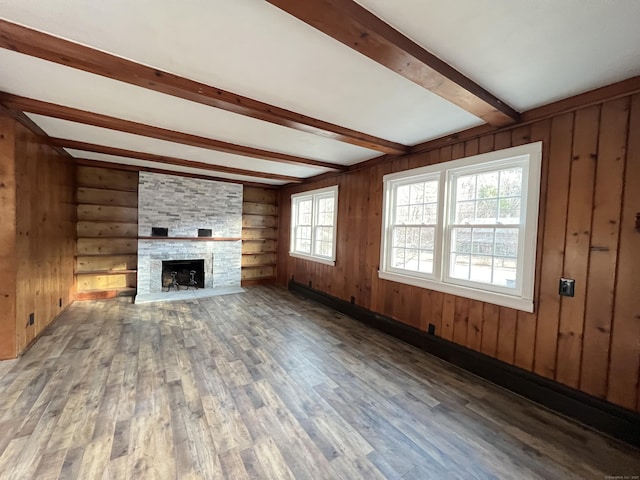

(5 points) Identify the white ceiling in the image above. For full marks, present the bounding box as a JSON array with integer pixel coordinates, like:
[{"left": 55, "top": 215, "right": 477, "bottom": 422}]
[{"left": 0, "top": 0, "right": 639, "bottom": 185}]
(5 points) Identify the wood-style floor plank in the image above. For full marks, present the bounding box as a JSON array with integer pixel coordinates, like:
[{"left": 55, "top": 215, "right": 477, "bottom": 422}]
[{"left": 0, "top": 285, "right": 638, "bottom": 479}]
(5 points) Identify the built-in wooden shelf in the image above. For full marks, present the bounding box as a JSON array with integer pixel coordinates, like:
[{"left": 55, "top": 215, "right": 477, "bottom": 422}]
[
  {"left": 77, "top": 220, "right": 139, "bottom": 225},
  {"left": 75, "top": 253, "right": 138, "bottom": 258},
  {"left": 75, "top": 269, "right": 137, "bottom": 275},
  {"left": 138, "top": 237, "right": 242, "bottom": 241}
]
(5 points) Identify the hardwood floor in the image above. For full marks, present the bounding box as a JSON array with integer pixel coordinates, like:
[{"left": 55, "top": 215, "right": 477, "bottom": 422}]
[{"left": 0, "top": 285, "right": 638, "bottom": 479}]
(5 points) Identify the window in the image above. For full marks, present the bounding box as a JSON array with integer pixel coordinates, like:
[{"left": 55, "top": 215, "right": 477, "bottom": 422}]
[
  {"left": 290, "top": 186, "right": 338, "bottom": 265},
  {"left": 380, "top": 142, "right": 542, "bottom": 312}
]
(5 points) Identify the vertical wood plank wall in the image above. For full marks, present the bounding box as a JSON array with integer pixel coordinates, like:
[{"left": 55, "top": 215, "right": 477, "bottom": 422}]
[
  {"left": 278, "top": 92, "right": 640, "bottom": 413},
  {"left": 242, "top": 186, "right": 278, "bottom": 284},
  {"left": 0, "top": 117, "right": 75, "bottom": 359},
  {"left": 75, "top": 166, "right": 138, "bottom": 300},
  {"left": 0, "top": 117, "right": 18, "bottom": 359}
]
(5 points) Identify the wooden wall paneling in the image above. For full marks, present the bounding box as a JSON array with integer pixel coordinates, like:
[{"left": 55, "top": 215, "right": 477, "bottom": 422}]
[
  {"left": 453, "top": 297, "right": 470, "bottom": 346},
  {"left": 366, "top": 163, "right": 389, "bottom": 314},
  {"left": 76, "top": 166, "right": 138, "bottom": 191},
  {"left": 477, "top": 134, "right": 499, "bottom": 355},
  {"left": 243, "top": 187, "right": 277, "bottom": 204},
  {"left": 242, "top": 202, "right": 278, "bottom": 216},
  {"left": 76, "top": 187, "right": 138, "bottom": 207},
  {"left": 75, "top": 166, "right": 138, "bottom": 298},
  {"left": 77, "top": 238, "right": 137, "bottom": 256},
  {"left": 607, "top": 93, "right": 640, "bottom": 410},
  {"left": 278, "top": 87, "right": 640, "bottom": 413},
  {"left": 241, "top": 253, "right": 277, "bottom": 267},
  {"left": 77, "top": 204, "right": 138, "bottom": 223},
  {"left": 242, "top": 186, "right": 278, "bottom": 284},
  {"left": 243, "top": 228, "right": 277, "bottom": 240},
  {"left": 493, "top": 130, "right": 517, "bottom": 364},
  {"left": 12, "top": 122, "right": 75, "bottom": 354},
  {"left": 533, "top": 112, "right": 575, "bottom": 379},
  {"left": 496, "top": 308, "right": 518, "bottom": 364},
  {"left": 580, "top": 97, "right": 630, "bottom": 398},
  {"left": 76, "top": 255, "right": 138, "bottom": 273},
  {"left": 242, "top": 215, "right": 278, "bottom": 228},
  {"left": 463, "top": 138, "right": 484, "bottom": 351},
  {"left": 555, "top": 105, "right": 600, "bottom": 388},
  {"left": 77, "top": 221, "right": 138, "bottom": 238},
  {"left": 76, "top": 273, "right": 136, "bottom": 291},
  {"left": 514, "top": 121, "right": 549, "bottom": 371},
  {"left": 0, "top": 117, "right": 17, "bottom": 359},
  {"left": 437, "top": 146, "right": 455, "bottom": 341}
]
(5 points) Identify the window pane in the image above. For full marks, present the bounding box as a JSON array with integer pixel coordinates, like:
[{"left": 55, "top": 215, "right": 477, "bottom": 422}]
[
  {"left": 495, "top": 228, "right": 519, "bottom": 257},
  {"left": 418, "top": 250, "right": 433, "bottom": 274},
  {"left": 420, "top": 227, "right": 434, "bottom": 250},
  {"left": 405, "top": 249, "right": 419, "bottom": 271},
  {"left": 397, "top": 185, "right": 410, "bottom": 206},
  {"left": 409, "top": 205, "right": 423, "bottom": 224},
  {"left": 498, "top": 198, "right": 521, "bottom": 223},
  {"left": 452, "top": 228, "right": 471, "bottom": 253},
  {"left": 424, "top": 180, "right": 439, "bottom": 203},
  {"left": 410, "top": 183, "right": 424, "bottom": 204},
  {"left": 424, "top": 204, "right": 438, "bottom": 224},
  {"left": 493, "top": 257, "right": 518, "bottom": 288},
  {"left": 499, "top": 168, "right": 522, "bottom": 197},
  {"left": 476, "top": 172, "right": 499, "bottom": 199},
  {"left": 393, "top": 227, "right": 406, "bottom": 247},
  {"left": 476, "top": 199, "right": 498, "bottom": 222},
  {"left": 471, "top": 228, "right": 494, "bottom": 255},
  {"left": 457, "top": 175, "right": 475, "bottom": 201},
  {"left": 406, "top": 227, "right": 420, "bottom": 249},
  {"left": 470, "top": 255, "right": 493, "bottom": 283},
  {"left": 396, "top": 205, "right": 409, "bottom": 224},
  {"left": 455, "top": 201, "right": 475, "bottom": 224},
  {"left": 392, "top": 248, "right": 405, "bottom": 268},
  {"left": 450, "top": 253, "right": 470, "bottom": 280}
]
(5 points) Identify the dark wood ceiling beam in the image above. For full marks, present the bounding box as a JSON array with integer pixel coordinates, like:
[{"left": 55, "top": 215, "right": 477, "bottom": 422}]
[
  {"left": 266, "top": 0, "right": 520, "bottom": 126},
  {"left": 0, "top": 19, "right": 408, "bottom": 155},
  {"left": 50, "top": 138, "right": 303, "bottom": 183},
  {"left": 0, "top": 93, "right": 346, "bottom": 171}
]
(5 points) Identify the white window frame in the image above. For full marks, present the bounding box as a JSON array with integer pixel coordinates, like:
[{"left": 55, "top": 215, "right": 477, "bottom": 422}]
[
  {"left": 290, "top": 185, "right": 338, "bottom": 266},
  {"left": 379, "top": 142, "right": 542, "bottom": 312}
]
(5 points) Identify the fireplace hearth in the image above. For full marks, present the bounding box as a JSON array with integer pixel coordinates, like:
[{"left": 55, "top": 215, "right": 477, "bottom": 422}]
[{"left": 161, "top": 259, "right": 205, "bottom": 291}]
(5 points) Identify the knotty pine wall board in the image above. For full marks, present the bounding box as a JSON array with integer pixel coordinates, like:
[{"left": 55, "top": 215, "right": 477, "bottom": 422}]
[{"left": 278, "top": 91, "right": 640, "bottom": 413}]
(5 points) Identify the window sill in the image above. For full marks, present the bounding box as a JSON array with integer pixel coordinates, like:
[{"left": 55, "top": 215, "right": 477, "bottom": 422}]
[
  {"left": 289, "top": 252, "right": 335, "bottom": 266},
  {"left": 378, "top": 270, "right": 534, "bottom": 312}
]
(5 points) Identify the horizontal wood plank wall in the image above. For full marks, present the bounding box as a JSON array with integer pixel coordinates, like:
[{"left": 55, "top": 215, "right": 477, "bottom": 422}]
[
  {"left": 75, "top": 166, "right": 139, "bottom": 300},
  {"left": 278, "top": 92, "right": 640, "bottom": 413},
  {"left": 242, "top": 186, "right": 278, "bottom": 285},
  {"left": 13, "top": 120, "right": 75, "bottom": 356}
]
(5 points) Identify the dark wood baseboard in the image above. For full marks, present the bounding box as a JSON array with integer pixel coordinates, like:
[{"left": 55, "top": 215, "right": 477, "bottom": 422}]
[{"left": 288, "top": 279, "right": 640, "bottom": 449}]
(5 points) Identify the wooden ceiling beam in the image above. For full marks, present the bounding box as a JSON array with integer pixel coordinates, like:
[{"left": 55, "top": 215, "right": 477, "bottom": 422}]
[
  {"left": 266, "top": 0, "right": 520, "bottom": 126},
  {"left": 0, "top": 19, "right": 408, "bottom": 155},
  {"left": 51, "top": 138, "right": 303, "bottom": 183},
  {"left": 0, "top": 93, "right": 345, "bottom": 171}
]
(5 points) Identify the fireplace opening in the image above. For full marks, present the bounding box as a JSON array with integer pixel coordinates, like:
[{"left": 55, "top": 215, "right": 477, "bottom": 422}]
[
  {"left": 161, "top": 259, "right": 205, "bottom": 291},
  {"left": 151, "top": 227, "right": 169, "bottom": 237}
]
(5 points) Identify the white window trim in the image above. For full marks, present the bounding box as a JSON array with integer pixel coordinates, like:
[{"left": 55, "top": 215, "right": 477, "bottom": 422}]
[
  {"left": 379, "top": 142, "right": 542, "bottom": 312},
  {"left": 290, "top": 185, "right": 338, "bottom": 266}
]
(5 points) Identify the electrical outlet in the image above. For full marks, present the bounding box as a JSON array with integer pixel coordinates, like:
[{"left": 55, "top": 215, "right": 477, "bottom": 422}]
[
  {"left": 350, "top": 296, "right": 355, "bottom": 304},
  {"left": 29, "top": 313, "right": 34, "bottom": 326},
  {"left": 59, "top": 297, "right": 62, "bottom": 307},
  {"left": 559, "top": 278, "right": 575, "bottom": 297},
  {"left": 428, "top": 323, "right": 436, "bottom": 335}
]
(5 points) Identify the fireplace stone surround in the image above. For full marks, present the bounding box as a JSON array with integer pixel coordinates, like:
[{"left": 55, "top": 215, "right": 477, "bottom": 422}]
[{"left": 135, "top": 172, "right": 243, "bottom": 300}]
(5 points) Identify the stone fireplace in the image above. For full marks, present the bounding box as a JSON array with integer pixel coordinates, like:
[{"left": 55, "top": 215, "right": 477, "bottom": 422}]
[{"left": 136, "top": 172, "right": 242, "bottom": 300}]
